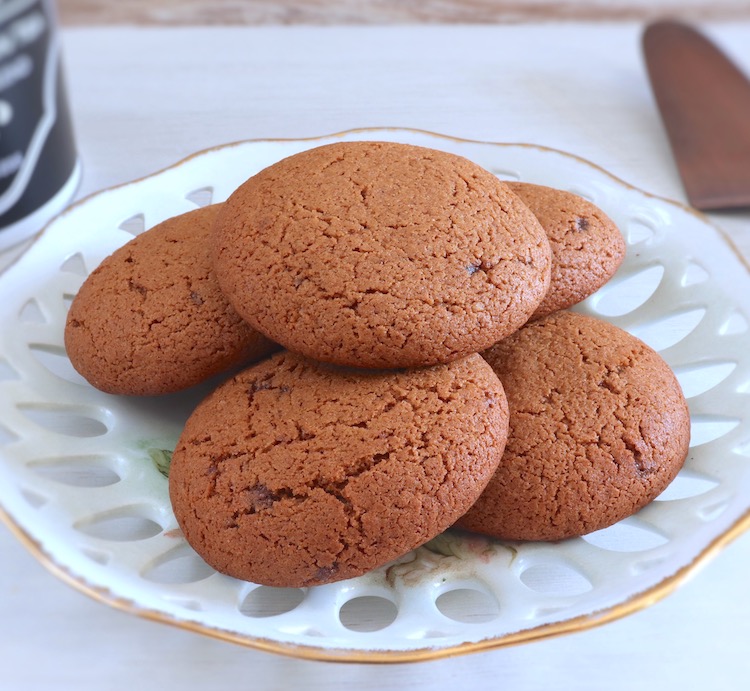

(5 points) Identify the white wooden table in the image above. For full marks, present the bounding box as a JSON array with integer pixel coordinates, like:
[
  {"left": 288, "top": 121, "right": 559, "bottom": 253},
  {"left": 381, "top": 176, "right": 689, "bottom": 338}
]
[{"left": 2, "top": 21, "right": 750, "bottom": 690}]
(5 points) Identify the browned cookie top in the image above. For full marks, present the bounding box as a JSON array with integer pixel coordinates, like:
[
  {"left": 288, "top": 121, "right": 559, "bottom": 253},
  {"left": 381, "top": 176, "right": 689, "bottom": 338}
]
[
  {"left": 506, "top": 182, "right": 625, "bottom": 318},
  {"left": 168, "top": 351, "right": 509, "bottom": 587},
  {"left": 64, "top": 205, "right": 278, "bottom": 396},
  {"left": 213, "top": 141, "right": 552, "bottom": 369},
  {"left": 458, "top": 311, "right": 690, "bottom": 541}
]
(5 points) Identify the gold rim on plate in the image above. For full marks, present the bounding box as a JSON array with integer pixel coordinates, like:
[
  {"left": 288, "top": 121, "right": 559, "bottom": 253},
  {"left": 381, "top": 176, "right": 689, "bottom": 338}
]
[{"left": 1, "top": 128, "right": 749, "bottom": 663}]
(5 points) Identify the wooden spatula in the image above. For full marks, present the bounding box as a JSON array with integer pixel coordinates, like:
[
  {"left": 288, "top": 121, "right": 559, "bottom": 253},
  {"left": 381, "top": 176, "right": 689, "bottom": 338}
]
[{"left": 642, "top": 20, "right": 750, "bottom": 211}]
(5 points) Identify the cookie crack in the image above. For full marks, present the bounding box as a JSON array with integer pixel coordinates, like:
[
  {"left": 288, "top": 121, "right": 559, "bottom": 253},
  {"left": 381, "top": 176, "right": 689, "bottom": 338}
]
[{"left": 203, "top": 448, "right": 246, "bottom": 498}]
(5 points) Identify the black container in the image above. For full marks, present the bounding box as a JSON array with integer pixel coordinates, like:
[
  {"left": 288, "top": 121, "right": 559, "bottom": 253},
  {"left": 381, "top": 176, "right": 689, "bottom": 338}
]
[{"left": 0, "top": 0, "right": 79, "bottom": 251}]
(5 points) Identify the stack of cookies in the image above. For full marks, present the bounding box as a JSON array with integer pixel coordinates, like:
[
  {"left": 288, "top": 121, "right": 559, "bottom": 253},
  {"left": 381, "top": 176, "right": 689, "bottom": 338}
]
[{"left": 64, "top": 141, "right": 690, "bottom": 588}]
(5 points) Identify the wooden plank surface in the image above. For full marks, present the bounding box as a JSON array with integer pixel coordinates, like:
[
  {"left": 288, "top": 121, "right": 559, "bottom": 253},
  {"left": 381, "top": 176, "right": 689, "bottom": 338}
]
[{"left": 56, "top": 0, "right": 750, "bottom": 26}]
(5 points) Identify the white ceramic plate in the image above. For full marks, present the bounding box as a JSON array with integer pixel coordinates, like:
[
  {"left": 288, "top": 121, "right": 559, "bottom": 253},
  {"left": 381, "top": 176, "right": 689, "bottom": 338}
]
[{"left": 1, "top": 129, "right": 750, "bottom": 662}]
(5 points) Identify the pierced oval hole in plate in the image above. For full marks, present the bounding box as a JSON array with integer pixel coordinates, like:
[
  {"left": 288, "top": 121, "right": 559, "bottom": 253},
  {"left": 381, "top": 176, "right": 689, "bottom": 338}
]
[
  {"left": 118, "top": 213, "right": 146, "bottom": 236},
  {"left": 0, "top": 422, "right": 19, "bottom": 445},
  {"left": 163, "top": 598, "right": 204, "bottom": 612},
  {"left": 164, "top": 595, "right": 205, "bottom": 612},
  {"left": 655, "top": 469, "right": 719, "bottom": 501},
  {"left": 185, "top": 186, "right": 214, "bottom": 207},
  {"left": 435, "top": 587, "right": 500, "bottom": 624},
  {"left": 27, "top": 455, "right": 121, "bottom": 488},
  {"left": 582, "top": 518, "right": 669, "bottom": 552},
  {"left": 339, "top": 596, "right": 398, "bottom": 632},
  {"left": 19, "top": 298, "right": 46, "bottom": 324},
  {"left": 520, "top": 563, "right": 593, "bottom": 597},
  {"left": 239, "top": 586, "right": 306, "bottom": 618},
  {"left": 74, "top": 507, "right": 163, "bottom": 542},
  {"left": 589, "top": 264, "right": 665, "bottom": 317},
  {"left": 60, "top": 251, "right": 88, "bottom": 276},
  {"left": 681, "top": 262, "right": 710, "bottom": 287},
  {"left": 81, "top": 547, "right": 110, "bottom": 565},
  {"left": 28, "top": 344, "right": 89, "bottom": 385},
  {"left": 697, "top": 496, "right": 730, "bottom": 522},
  {"left": 734, "top": 439, "right": 750, "bottom": 458},
  {"left": 689, "top": 415, "right": 740, "bottom": 447},
  {"left": 142, "top": 545, "right": 215, "bottom": 584},
  {"left": 629, "top": 307, "right": 706, "bottom": 352},
  {"left": 20, "top": 487, "right": 48, "bottom": 508},
  {"left": 489, "top": 168, "right": 521, "bottom": 181},
  {"left": 672, "top": 361, "right": 737, "bottom": 398},
  {"left": 631, "top": 554, "right": 669, "bottom": 575},
  {"left": 625, "top": 217, "right": 656, "bottom": 245},
  {"left": 0, "top": 358, "right": 19, "bottom": 381},
  {"left": 422, "top": 629, "right": 450, "bottom": 639},
  {"left": 719, "top": 310, "right": 749, "bottom": 336},
  {"left": 17, "top": 404, "right": 109, "bottom": 437}
]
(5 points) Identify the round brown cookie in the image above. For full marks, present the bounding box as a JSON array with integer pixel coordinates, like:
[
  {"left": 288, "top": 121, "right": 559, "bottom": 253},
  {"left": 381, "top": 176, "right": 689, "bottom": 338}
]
[
  {"left": 457, "top": 310, "right": 690, "bottom": 541},
  {"left": 169, "top": 350, "right": 509, "bottom": 587},
  {"left": 65, "top": 205, "right": 278, "bottom": 396},
  {"left": 213, "top": 141, "right": 552, "bottom": 369},
  {"left": 505, "top": 182, "right": 625, "bottom": 318}
]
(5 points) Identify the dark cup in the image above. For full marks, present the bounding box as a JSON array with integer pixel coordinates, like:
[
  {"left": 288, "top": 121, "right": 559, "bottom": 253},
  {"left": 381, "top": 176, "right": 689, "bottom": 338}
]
[{"left": 0, "top": 0, "right": 80, "bottom": 251}]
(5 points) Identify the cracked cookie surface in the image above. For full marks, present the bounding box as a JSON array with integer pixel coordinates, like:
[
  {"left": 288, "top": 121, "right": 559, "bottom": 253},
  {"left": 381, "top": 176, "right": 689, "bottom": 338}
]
[
  {"left": 64, "top": 205, "right": 278, "bottom": 395},
  {"left": 458, "top": 310, "right": 690, "bottom": 541},
  {"left": 213, "top": 141, "right": 552, "bottom": 368},
  {"left": 506, "top": 182, "right": 626, "bottom": 319},
  {"left": 168, "top": 350, "right": 509, "bottom": 587}
]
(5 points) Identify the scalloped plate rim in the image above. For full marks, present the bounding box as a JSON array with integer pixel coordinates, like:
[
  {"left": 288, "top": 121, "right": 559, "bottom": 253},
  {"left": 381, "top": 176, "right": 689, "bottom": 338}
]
[{"left": 1, "top": 128, "right": 750, "bottom": 663}]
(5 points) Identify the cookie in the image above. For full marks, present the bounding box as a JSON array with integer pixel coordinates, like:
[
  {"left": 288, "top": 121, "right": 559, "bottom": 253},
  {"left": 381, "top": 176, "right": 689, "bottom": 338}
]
[
  {"left": 168, "top": 351, "right": 509, "bottom": 587},
  {"left": 65, "top": 205, "right": 278, "bottom": 396},
  {"left": 213, "top": 141, "right": 552, "bottom": 369},
  {"left": 506, "top": 182, "right": 625, "bottom": 318},
  {"left": 458, "top": 311, "right": 690, "bottom": 541}
]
